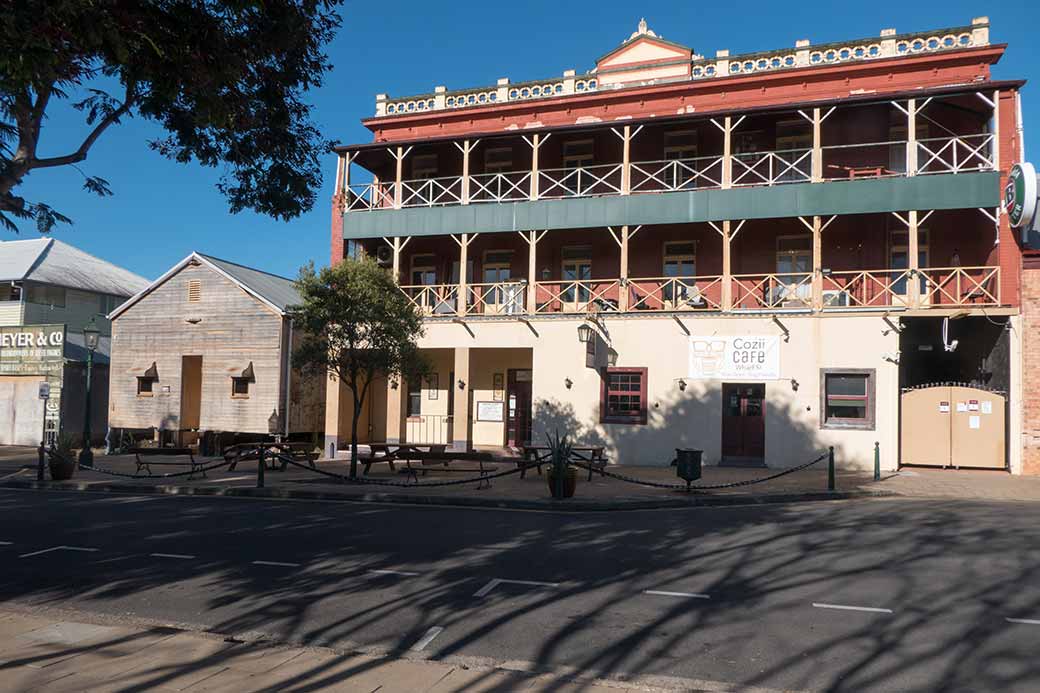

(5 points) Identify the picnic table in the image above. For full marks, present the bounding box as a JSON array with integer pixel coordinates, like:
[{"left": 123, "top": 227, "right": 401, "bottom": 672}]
[
  {"left": 520, "top": 445, "right": 607, "bottom": 481},
  {"left": 224, "top": 442, "right": 318, "bottom": 472},
  {"left": 363, "top": 443, "right": 447, "bottom": 474}
]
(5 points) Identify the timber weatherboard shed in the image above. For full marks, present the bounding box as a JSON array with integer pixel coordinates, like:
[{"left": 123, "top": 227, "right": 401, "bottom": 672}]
[{"left": 107, "top": 253, "right": 325, "bottom": 445}]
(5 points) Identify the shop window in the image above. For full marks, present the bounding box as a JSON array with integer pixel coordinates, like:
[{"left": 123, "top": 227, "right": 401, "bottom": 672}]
[
  {"left": 820, "top": 369, "right": 875, "bottom": 430},
  {"left": 600, "top": 367, "right": 648, "bottom": 425},
  {"left": 407, "top": 381, "right": 422, "bottom": 418},
  {"left": 231, "top": 377, "right": 250, "bottom": 398},
  {"left": 26, "top": 284, "right": 66, "bottom": 307}
]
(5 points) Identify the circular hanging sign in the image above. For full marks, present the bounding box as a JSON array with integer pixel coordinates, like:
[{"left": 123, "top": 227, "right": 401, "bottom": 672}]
[{"left": 1005, "top": 162, "right": 1038, "bottom": 228}]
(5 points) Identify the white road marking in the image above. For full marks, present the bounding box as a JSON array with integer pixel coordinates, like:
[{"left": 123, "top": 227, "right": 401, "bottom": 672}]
[
  {"left": 0, "top": 541, "right": 12, "bottom": 545},
  {"left": 644, "top": 590, "right": 710, "bottom": 599},
  {"left": 19, "top": 546, "right": 97, "bottom": 558},
  {"left": 411, "top": 626, "right": 444, "bottom": 652},
  {"left": 473, "top": 578, "right": 559, "bottom": 598},
  {"left": 252, "top": 560, "right": 300, "bottom": 568},
  {"left": 150, "top": 553, "right": 195, "bottom": 560},
  {"left": 813, "top": 602, "right": 893, "bottom": 614},
  {"left": 1005, "top": 617, "right": 1040, "bottom": 626},
  {"left": 217, "top": 475, "right": 254, "bottom": 482},
  {"left": 368, "top": 569, "right": 419, "bottom": 577}
]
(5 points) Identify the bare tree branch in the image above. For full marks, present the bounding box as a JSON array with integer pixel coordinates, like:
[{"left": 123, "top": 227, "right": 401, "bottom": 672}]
[{"left": 30, "top": 79, "right": 136, "bottom": 171}]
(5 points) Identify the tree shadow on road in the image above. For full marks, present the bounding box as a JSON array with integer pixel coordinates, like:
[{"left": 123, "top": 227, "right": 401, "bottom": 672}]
[{"left": 0, "top": 390, "right": 1037, "bottom": 692}]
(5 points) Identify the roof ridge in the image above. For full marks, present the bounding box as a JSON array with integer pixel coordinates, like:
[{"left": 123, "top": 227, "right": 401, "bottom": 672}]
[{"left": 197, "top": 252, "right": 296, "bottom": 283}]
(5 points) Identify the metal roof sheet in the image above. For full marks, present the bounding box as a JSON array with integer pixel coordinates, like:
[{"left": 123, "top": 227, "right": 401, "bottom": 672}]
[{"left": 0, "top": 238, "right": 149, "bottom": 297}]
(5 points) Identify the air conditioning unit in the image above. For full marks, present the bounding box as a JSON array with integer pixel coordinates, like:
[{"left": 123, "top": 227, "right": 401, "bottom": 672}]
[
  {"left": 822, "top": 289, "right": 851, "bottom": 307},
  {"left": 375, "top": 245, "right": 394, "bottom": 267}
]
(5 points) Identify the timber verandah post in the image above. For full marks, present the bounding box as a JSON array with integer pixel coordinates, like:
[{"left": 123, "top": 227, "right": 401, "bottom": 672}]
[
  {"left": 524, "top": 133, "right": 550, "bottom": 201},
  {"left": 520, "top": 230, "right": 547, "bottom": 314},
  {"left": 710, "top": 220, "right": 744, "bottom": 312}
]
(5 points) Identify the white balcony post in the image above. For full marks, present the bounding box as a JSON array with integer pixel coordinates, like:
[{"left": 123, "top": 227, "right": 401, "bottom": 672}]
[
  {"left": 394, "top": 145, "right": 405, "bottom": 208},
  {"left": 391, "top": 237, "right": 402, "bottom": 282},
  {"left": 907, "top": 99, "right": 918, "bottom": 176},
  {"left": 617, "top": 226, "right": 631, "bottom": 311},
  {"left": 461, "top": 139, "right": 471, "bottom": 204},
  {"left": 812, "top": 108, "right": 823, "bottom": 182},
  {"left": 530, "top": 134, "right": 540, "bottom": 200},
  {"left": 528, "top": 231, "right": 537, "bottom": 313},
  {"left": 720, "top": 221, "right": 733, "bottom": 310},
  {"left": 457, "top": 233, "right": 469, "bottom": 317},
  {"left": 908, "top": 210, "right": 920, "bottom": 308},
  {"left": 722, "top": 117, "right": 733, "bottom": 189},
  {"left": 622, "top": 125, "right": 632, "bottom": 194},
  {"left": 811, "top": 216, "right": 823, "bottom": 309}
]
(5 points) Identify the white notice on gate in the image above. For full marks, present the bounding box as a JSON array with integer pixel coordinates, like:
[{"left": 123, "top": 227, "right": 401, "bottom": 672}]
[
  {"left": 956, "top": 402, "right": 968, "bottom": 413},
  {"left": 688, "top": 336, "right": 781, "bottom": 380},
  {"left": 981, "top": 401, "right": 993, "bottom": 415},
  {"left": 969, "top": 415, "right": 981, "bottom": 430}
]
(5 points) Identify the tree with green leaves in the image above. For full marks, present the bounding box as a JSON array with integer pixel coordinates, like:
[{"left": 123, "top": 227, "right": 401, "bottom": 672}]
[
  {"left": 0, "top": 0, "right": 342, "bottom": 233},
  {"left": 290, "top": 257, "right": 429, "bottom": 478}
]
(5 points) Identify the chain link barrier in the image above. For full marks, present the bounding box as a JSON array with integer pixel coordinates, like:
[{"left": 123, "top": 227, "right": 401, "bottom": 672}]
[
  {"left": 275, "top": 453, "right": 525, "bottom": 488},
  {"left": 570, "top": 451, "right": 830, "bottom": 491}
]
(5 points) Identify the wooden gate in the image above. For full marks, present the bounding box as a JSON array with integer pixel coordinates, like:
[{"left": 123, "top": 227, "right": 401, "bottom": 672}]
[{"left": 900, "top": 385, "right": 1005, "bottom": 469}]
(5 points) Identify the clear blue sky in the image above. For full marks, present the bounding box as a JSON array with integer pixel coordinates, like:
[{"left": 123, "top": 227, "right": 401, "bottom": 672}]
[{"left": 16, "top": 0, "right": 1040, "bottom": 281}]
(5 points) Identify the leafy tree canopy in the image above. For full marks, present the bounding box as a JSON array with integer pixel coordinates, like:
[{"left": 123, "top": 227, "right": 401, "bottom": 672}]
[
  {"left": 290, "top": 257, "right": 429, "bottom": 477},
  {"left": 0, "top": 0, "right": 343, "bottom": 233}
]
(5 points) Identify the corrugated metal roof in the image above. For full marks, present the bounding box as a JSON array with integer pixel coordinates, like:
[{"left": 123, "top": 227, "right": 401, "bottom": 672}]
[
  {"left": 0, "top": 238, "right": 149, "bottom": 297},
  {"left": 197, "top": 254, "right": 301, "bottom": 312}
]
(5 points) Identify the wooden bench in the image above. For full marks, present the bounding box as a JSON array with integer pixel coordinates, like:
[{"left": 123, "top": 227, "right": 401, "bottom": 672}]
[
  {"left": 362, "top": 443, "right": 448, "bottom": 474},
  {"left": 129, "top": 447, "right": 203, "bottom": 478}
]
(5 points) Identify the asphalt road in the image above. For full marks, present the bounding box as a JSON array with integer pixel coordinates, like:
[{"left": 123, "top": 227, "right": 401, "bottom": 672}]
[{"left": 0, "top": 488, "right": 1038, "bottom": 693}]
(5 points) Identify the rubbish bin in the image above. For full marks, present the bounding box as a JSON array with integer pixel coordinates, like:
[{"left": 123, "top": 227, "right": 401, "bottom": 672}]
[{"left": 675, "top": 448, "right": 703, "bottom": 488}]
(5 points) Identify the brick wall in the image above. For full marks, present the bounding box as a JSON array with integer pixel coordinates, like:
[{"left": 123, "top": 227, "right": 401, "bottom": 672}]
[
  {"left": 330, "top": 194, "right": 344, "bottom": 266},
  {"left": 1022, "top": 254, "right": 1040, "bottom": 474}
]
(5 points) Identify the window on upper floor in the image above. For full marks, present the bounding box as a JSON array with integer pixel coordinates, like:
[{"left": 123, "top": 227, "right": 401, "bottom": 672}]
[
  {"left": 562, "top": 140, "right": 595, "bottom": 169},
  {"left": 99, "top": 294, "right": 123, "bottom": 315},
  {"left": 412, "top": 153, "right": 438, "bottom": 179},
  {"left": 26, "top": 284, "right": 66, "bottom": 308},
  {"left": 3, "top": 283, "right": 21, "bottom": 302},
  {"left": 664, "top": 130, "right": 698, "bottom": 161},
  {"left": 484, "top": 147, "right": 513, "bottom": 174}
]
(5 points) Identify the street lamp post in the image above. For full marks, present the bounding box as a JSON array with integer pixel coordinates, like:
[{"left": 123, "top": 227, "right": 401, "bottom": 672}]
[{"left": 79, "top": 318, "right": 101, "bottom": 468}]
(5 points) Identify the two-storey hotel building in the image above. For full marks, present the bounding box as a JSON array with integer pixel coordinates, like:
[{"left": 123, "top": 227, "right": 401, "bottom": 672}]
[{"left": 325, "top": 17, "right": 1027, "bottom": 472}]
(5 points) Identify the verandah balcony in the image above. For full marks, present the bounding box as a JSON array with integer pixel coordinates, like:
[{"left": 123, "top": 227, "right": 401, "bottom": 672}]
[
  {"left": 372, "top": 209, "right": 1004, "bottom": 319},
  {"left": 336, "top": 90, "right": 1000, "bottom": 212}
]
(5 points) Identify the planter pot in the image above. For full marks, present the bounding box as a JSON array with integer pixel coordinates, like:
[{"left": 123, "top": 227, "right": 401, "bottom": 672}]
[
  {"left": 48, "top": 455, "right": 76, "bottom": 481},
  {"left": 546, "top": 468, "right": 577, "bottom": 499}
]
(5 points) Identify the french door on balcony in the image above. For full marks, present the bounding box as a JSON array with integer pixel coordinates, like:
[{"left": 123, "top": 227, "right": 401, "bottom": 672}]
[
  {"left": 662, "top": 241, "right": 697, "bottom": 307},
  {"left": 481, "top": 250, "right": 523, "bottom": 314},
  {"left": 561, "top": 246, "right": 592, "bottom": 307},
  {"left": 774, "top": 236, "right": 812, "bottom": 307},
  {"left": 889, "top": 229, "right": 929, "bottom": 301}
]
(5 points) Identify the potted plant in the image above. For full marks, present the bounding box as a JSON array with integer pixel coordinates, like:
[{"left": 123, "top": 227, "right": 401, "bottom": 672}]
[
  {"left": 48, "top": 433, "right": 77, "bottom": 481},
  {"left": 545, "top": 430, "right": 576, "bottom": 499}
]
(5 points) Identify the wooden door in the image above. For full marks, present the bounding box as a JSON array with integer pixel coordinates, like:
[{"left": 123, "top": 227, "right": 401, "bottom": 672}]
[
  {"left": 506, "top": 369, "right": 533, "bottom": 447},
  {"left": 179, "top": 355, "right": 202, "bottom": 446},
  {"left": 722, "top": 383, "right": 765, "bottom": 462}
]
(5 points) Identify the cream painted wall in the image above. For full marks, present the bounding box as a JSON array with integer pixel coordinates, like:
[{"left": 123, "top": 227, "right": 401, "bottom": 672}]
[
  {"left": 469, "top": 348, "right": 532, "bottom": 446},
  {"left": 418, "top": 315, "right": 901, "bottom": 469}
]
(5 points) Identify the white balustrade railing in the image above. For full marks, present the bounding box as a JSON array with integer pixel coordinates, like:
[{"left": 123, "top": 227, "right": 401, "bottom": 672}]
[
  {"left": 470, "top": 171, "right": 531, "bottom": 203},
  {"left": 916, "top": 134, "right": 995, "bottom": 175},
  {"left": 630, "top": 157, "right": 724, "bottom": 192},
  {"left": 400, "top": 176, "right": 463, "bottom": 208},
  {"left": 732, "top": 149, "right": 812, "bottom": 186},
  {"left": 538, "top": 164, "right": 623, "bottom": 199},
  {"left": 344, "top": 182, "right": 394, "bottom": 211}
]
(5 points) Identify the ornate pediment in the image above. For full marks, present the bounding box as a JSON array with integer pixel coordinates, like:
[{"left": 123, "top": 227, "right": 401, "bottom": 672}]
[{"left": 595, "top": 19, "right": 692, "bottom": 86}]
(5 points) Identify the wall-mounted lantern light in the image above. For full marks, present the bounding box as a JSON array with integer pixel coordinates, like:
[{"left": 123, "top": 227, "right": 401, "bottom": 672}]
[
  {"left": 577, "top": 324, "right": 594, "bottom": 343},
  {"left": 564, "top": 377, "right": 573, "bottom": 389},
  {"left": 605, "top": 348, "right": 618, "bottom": 367},
  {"left": 458, "top": 379, "right": 466, "bottom": 390}
]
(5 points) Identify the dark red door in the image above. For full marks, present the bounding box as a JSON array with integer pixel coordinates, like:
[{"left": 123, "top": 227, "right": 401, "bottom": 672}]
[
  {"left": 721, "top": 383, "right": 765, "bottom": 462},
  {"left": 506, "top": 369, "right": 533, "bottom": 446}
]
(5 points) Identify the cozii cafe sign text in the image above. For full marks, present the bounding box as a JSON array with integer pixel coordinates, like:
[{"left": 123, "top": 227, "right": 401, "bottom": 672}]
[{"left": 688, "top": 336, "right": 781, "bottom": 380}]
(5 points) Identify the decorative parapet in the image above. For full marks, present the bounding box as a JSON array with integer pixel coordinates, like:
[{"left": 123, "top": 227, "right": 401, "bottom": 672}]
[{"left": 373, "top": 18, "right": 990, "bottom": 117}]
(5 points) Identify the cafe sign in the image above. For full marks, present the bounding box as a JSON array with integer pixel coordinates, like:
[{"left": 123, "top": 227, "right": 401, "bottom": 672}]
[
  {"left": 1005, "top": 162, "right": 1038, "bottom": 229},
  {"left": 688, "top": 335, "right": 781, "bottom": 380},
  {"left": 0, "top": 325, "right": 65, "bottom": 375}
]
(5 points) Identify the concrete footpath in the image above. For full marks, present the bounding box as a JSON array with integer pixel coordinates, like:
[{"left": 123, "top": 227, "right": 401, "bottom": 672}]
[
  {"left": 0, "top": 607, "right": 719, "bottom": 692},
  {"left": 3, "top": 447, "right": 1040, "bottom": 510}
]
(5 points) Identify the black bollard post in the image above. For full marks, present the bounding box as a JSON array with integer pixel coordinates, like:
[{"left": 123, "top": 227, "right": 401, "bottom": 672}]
[
  {"left": 37, "top": 442, "right": 45, "bottom": 482},
  {"left": 873, "top": 441, "right": 880, "bottom": 482},
  {"left": 827, "top": 446, "right": 835, "bottom": 491},
  {"left": 257, "top": 446, "right": 266, "bottom": 489}
]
